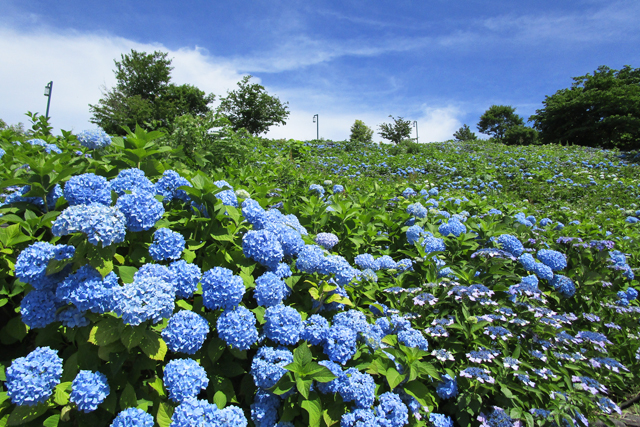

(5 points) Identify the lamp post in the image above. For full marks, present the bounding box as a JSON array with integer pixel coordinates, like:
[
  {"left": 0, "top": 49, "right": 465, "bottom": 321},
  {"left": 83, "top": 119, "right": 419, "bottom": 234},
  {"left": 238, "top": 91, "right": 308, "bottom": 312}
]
[
  {"left": 312, "top": 114, "right": 319, "bottom": 141},
  {"left": 413, "top": 120, "right": 419, "bottom": 143},
  {"left": 44, "top": 81, "right": 53, "bottom": 119}
]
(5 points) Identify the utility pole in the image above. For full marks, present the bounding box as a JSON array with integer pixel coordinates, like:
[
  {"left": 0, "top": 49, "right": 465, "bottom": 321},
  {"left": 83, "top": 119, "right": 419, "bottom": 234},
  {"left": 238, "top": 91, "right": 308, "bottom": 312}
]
[
  {"left": 44, "top": 81, "right": 53, "bottom": 119},
  {"left": 313, "top": 114, "right": 319, "bottom": 140},
  {"left": 413, "top": 120, "right": 419, "bottom": 143}
]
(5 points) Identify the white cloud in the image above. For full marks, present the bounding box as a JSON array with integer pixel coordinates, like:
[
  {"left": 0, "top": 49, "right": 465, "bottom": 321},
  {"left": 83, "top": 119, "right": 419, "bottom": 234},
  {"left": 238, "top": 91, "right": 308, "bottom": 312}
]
[
  {"left": 0, "top": 27, "right": 244, "bottom": 133},
  {"left": 414, "top": 106, "right": 462, "bottom": 143}
]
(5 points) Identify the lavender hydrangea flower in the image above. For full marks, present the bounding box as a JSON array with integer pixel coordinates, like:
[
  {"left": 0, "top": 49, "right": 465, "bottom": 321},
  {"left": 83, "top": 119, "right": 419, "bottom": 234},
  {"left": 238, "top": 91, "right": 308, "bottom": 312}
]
[
  {"left": 70, "top": 370, "right": 110, "bottom": 412},
  {"left": 316, "top": 232, "right": 339, "bottom": 250}
]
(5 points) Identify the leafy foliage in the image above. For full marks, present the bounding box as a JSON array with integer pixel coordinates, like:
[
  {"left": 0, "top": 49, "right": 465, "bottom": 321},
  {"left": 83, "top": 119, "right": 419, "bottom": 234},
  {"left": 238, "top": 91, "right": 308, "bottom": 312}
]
[
  {"left": 349, "top": 120, "right": 374, "bottom": 145},
  {"left": 530, "top": 65, "right": 640, "bottom": 150},
  {"left": 477, "top": 105, "right": 525, "bottom": 141},
  {"left": 378, "top": 116, "right": 413, "bottom": 145},
  {"left": 453, "top": 124, "right": 478, "bottom": 142},
  {"left": 217, "top": 75, "right": 290, "bottom": 135}
]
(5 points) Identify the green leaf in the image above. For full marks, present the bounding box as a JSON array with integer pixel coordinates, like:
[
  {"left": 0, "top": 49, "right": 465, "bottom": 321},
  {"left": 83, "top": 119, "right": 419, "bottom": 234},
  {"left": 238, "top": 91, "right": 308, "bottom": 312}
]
[
  {"left": 386, "top": 367, "right": 406, "bottom": 389},
  {"left": 7, "top": 403, "right": 49, "bottom": 426},
  {"left": 403, "top": 380, "right": 431, "bottom": 407},
  {"left": 139, "top": 331, "right": 167, "bottom": 361},
  {"left": 120, "top": 324, "right": 146, "bottom": 350},
  {"left": 207, "top": 337, "right": 226, "bottom": 364},
  {"left": 296, "top": 377, "right": 313, "bottom": 399},
  {"left": 156, "top": 402, "right": 174, "bottom": 427},
  {"left": 54, "top": 382, "right": 72, "bottom": 406},
  {"left": 293, "top": 343, "right": 313, "bottom": 368},
  {"left": 119, "top": 383, "right": 137, "bottom": 410},
  {"left": 213, "top": 390, "right": 227, "bottom": 409},
  {"left": 307, "top": 366, "right": 337, "bottom": 383},
  {"left": 270, "top": 372, "right": 295, "bottom": 396},
  {"left": 500, "top": 384, "right": 514, "bottom": 399},
  {"left": 301, "top": 395, "right": 322, "bottom": 427},
  {"left": 116, "top": 266, "right": 138, "bottom": 283},
  {"left": 89, "top": 317, "right": 123, "bottom": 346},
  {"left": 42, "top": 415, "right": 60, "bottom": 427}
]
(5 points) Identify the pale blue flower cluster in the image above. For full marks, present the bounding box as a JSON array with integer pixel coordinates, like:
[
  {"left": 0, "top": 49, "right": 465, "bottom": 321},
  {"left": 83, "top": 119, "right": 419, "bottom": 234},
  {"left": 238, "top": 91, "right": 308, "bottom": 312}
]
[
  {"left": 300, "top": 314, "right": 330, "bottom": 345},
  {"left": 155, "top": 170, "right": 191, "bottom": 203},
  {"left": 323, "top": 325, "right": 357, "bottom": 364},
  {"left": 255, "top": 271, "right": 289, "bottom": 307},
  {"left": 70, "top": 370, "right": 110, "bottom": 412},
  {"left": 251, "top": 346, "right": 294, "bottom": 389},
  {"left": 26, "top": 138, "right": 62, "bottom": 154},
  {"left": 149, "top": 228, "right": 185, "bottom": 261},
  {"left": 436, "top": 374, "right": 458, "bottom": 399},
  {"left": 550, "top": 275, "right": 576, "bottom": 298},
  {"left": 76, "top": 129, "right": 112, "bottom": 149},
  {"left": 6, "top": 346, "right": 63, "bottom": 406},
  {"left": 214, "top": 179, "right": 239, "bottom": 207},
  {"left": 109, "top": 168, "right": 155, "bottom": 196},
  {"left": 114, "top": 265, "right": 176, "bottom": 325},
  {"left": 171, "top": 398, "right": 247, "bottom": 427},
  {"left": 64, "top": 173, "right": 112, "bottom": 206},
  {"left": 170, "top": 260, "right": 201, "bottom": 299},
  {"left": 53, "top": 203, "right": 127, "bottom": 246},
  {"left": 163, "top": 359, "right": 209, "bottom": 403},
  {"left": 333, "top": 184, "right": 344, "bottom": 193},
  {"left": 497, "top": 234, "right": 524, "bottom": 257},
  {"left": 116, "top": 190, "right": 165, "bottom": 232},
  {"left": 422, "top": 236, "right": 446, "bottom": 254},
  {"left": 243, "top": 229, "right": 284, "bottom": 270},
  {"left": 407, "top": 202, "right": 428, "bottom": 218},
  {"left": 310, "top": 184, "right": 325, "bottom": 196},
  {"left": 251, "top": 390, "right": 280, "bottom": 427},
  {"left": 111, "top": 408, "right": 154, "bottom": 427},
  {"left": 340, "top": 367, "right": 376, "bottom": 408},
  {"left": 202, "top": 266, "right": 245, "bottom": 310},
  {"left": 429, "top": 413, "right": 454, "bottom": 427},
  {"left": 162, "top": 310, "right": 209, "bottom": 354},
  {"left": 264, "top": 304, "right": 302, "bottom": 345},
  {"left": 216, "top": 306, "right": 259, "bottom": 350},
  {"left": 402, "top": 187, "right": 417, "bottom": 198},
  {"left": 14, "top": 241, "right": 75, "bottom": 289},
  {"left": 316, "top": 232, "right": 339, "bottom": 250},
  {"left": 354, "top": 253, "right": 377, "bottom": 270},
  {"left": 537, "top": 249, "right": 567, "bottom": 271},
  {"left": 56, "top": 265, "right": 117, "bottom": 313}
]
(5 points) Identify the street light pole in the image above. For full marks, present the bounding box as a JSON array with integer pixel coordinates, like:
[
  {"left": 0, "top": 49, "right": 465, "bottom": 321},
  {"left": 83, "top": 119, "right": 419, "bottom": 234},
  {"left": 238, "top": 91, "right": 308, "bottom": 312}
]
[
  {"left": 313, "top": 114, "right": 319, "bottom": 141},
  {"left": 413, "top": 120, "right": 419, "bottom": 143},
  {"left": 44, "top": 81, "right": 53, "bottom": 119}
]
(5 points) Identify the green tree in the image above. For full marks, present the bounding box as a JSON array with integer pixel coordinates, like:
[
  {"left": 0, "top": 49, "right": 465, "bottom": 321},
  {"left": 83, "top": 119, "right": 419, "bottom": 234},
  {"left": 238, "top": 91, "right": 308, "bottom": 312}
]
[
  {"left": 477, "top": 105, "right": 524, "bottom": 141},
  {"left": 378, "top": 115, "right": 413, "bottom": 144},
  {"left": 349, "top": 119, "right": 374, "bottom": 144},
  {"left": 453, "top": 124, "right": 478, "bottom": 141},
  {"left": 217, "top": 75, "right": 290, "bottom": 135},
  {"left": 89, "top": 50, "right": 215, "bottom": 135},
  {"left": 503, "top": 125, "right": 538, "bottom": 146},
  {"left": 529, "top": 65, "right": 640, "bottom": 150}
]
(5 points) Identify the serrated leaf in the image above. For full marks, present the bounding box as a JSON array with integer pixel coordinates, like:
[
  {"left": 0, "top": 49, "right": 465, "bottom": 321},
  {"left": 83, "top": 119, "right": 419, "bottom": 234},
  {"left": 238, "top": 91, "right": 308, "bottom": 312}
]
[
  {"left": 156, "top": 402, "right": 173, "bottom": 427},
  {"left": 7, "top": 402, "right": 48, "bottom": 426},
  {"left": 500, "top": 384, "right": 514, "bottom": 399},
  {"left": 139, "top": 331, "right": 167, "bottom": 361},
  {"left": 293, "top": 343, "right": 313, "bottom": 368},
  {"left": 301, "top": 395, "right": 322, "bottom": 427},
  {"left": 270, "top": 372, "right": 295, "bottom": 396},
  {"left": 120, "top": 324, "right": 146, "bottom": 350},
  {"left": 307, "top": 366, "right": 337, "bottom": 383},
  {"left": 296, "top": 377, "right": 313, "bottom": 399},
  {"left": 386, "top": 367, "right": 406, "bottom": 389},
  {"left": 403, "top": 380, "right": 431, "bottom": 407},
  {"left": 119, "top": 383, "right": 137, "bottom": 410}
]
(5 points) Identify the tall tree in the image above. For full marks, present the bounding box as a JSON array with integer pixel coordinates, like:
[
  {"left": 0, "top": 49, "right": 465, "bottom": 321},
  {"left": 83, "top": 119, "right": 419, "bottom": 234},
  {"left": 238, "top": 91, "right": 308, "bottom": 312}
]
[
  {"left": 378, "top": 115, "right": 412, "bottom": 144},
  {"left": 89, "top": 50, "right": 214, "bottom": 135},
  {"left": 349, "top": 119, "right": 374, "bottom": 144},
  {"left": 477, "top": 105, "right": 524, "bottom": 141},
  {"left": 217, "top": 75, "right": 290, "bottom": 135},
  {"left": 530, "top": 65, "right": 640, "bottom": 150},
  {"left": 453, "top": 124, "right": 478, "bottom": 141}
]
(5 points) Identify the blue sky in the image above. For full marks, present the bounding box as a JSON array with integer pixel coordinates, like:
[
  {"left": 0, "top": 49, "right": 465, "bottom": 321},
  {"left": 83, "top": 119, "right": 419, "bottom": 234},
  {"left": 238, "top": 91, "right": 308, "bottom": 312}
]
[{"left": 1, "top": 0, "right": 639, "bottom": 142}]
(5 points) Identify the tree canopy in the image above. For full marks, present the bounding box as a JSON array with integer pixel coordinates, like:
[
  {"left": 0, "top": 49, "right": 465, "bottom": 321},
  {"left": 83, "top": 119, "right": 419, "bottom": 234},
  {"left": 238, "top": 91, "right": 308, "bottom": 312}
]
[
  {"left": 529, "top": 65, "right": 640, "bottom": 150},
  {"left": 477, "top": 105, "right": 524, "bottom": 141},
  {"left": 349, "top": 120, "right": 374, "bottom": 144},
  {"left": 217, "top": 75, "right": 290, "bottom": 135},
  {"left": 453, "top": 124, "right": 478, "bottom": 141},
  {"left": 378, "top": 116, "right": 413, "bottom": 144},
  {"left": 89, "top": 50, "right": 214, "bottom": 135}
]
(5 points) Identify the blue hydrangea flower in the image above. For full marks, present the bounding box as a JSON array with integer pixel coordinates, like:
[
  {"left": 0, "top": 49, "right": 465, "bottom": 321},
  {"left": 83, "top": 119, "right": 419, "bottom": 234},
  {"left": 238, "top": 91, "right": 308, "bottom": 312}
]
[
  {"left": 217, "top": 406, "right": 248, "bottom": 426},
  {"left": 251, "top": 346, "right": 294, "bottom": 389},
  {"left": 26, "top": 138, "right": 62, "bottom": 154},
  {"left": 113, "top": 267, "right": 175, "bottom": 325},
  {"left": 339, "top": 368, "right": 375, "bottom": 409},
  {"left": 56, "top": 305, "right": 90, "bottom": 328},
  {"left": 163, "top": 359, "right": 209, "bottom": 403},
  {"left": 316, "top": 232, "right": 339, "bottom": 250},
  {"left": 271, "top": 262, "right": 293, "bottom": 279},
  {"left": 254, "top": 271, "right": 289, "bottom": 307},
  {"left": 318, "top": 255, "right": 359, "bottom": 286},
  {"left": 20, "top": 290, "right": 59, "bottom": 328},
  {"left": 155, "top": 170, "right": 191, "bottom": 203},
  {"left": 310, "top": 184, "right": 325, "bottom": 196},
  {"left": 439, "top": 219, "right": 466, "bottom": 237},
  {"left": 264, "top": 304, "right": 302, "bottom": 345},
  {"left": 354, "top": 253, "right": 378, "bottom": 270},
  {"left": 6, "top": 347, "right": 63, "bottom": 406},
  {"left": 251, "top": 390, "right": 280, "bottom": 427},
  {"left": 550, "top": 275, "right": 576, "bottom": 298},
  {"left": 333, "top": 310, "right": 369, "bottom": 334},
  {"left": 497, "top": 234, "right": 524, "bottom": 257},
  {"left": 70, "top": 370, "right": 110, "bottom": 412},
  {"left": 537, "top": 249, "right": 567, "bottom": 271},
  {"left": 407, "top": 202, "right": 428, "bottom": 218},
  {"left": 215, "top": 185, "right": 238, "bottom": 208},
  {"left": 0, "top": 147, "right": 5, "bottom": 158},
  {"left": 116, "top": 190, "right": 165, "bottom": 232},
  {"left": 375, "top": 392, "right": 408, "bottom": 427},
  {"left": 14, "top": 241, "right": 75, "bottom": 290},
  {"left": 170, "top": 260, "right": 201, "bottom": 299},
  {"left": 64, "top": 173, "right": 112, "bottom": 206},
  {"left": 626, "top": 287, "right": 638, "bottom": 300},
  {"left": 406, "top": 225, "right": 428, "bottom": 245},
  {"left": 52, "top": 203, "right": 127, "bottom": 246},
  {"left": 216, "top": 306, "right": 259, "bottom": 350},
  {"left": 149, "top": 228, "right": 185, "bottom": 261},
  {"left": 429, "top": 413, "right": 454, "bottom": 427},
  {"left": 243, "top": 229, "right": 284, "bottom": 270},
  {"left": 436, "top": 374, "right": 458, "bottom": 399},
  {"left": 171, "top": 398, "right": 218, "bottom": 426},
  {"left": 277, "top": 227, "right": 305, "bottom": 258},
  {"left": 301, "top": 314, "right": 330, "bottom": 345},
  {"left": 333, "top": 184, "right": 344, "bottom": 193},
  {"left": 202, "top": 266, "right": 245, "bottom": 310},
  {"left": 76, "top": 129, "right": 112, "bottom": 149},
  {"left": 296, "top": 245, "right": 325, "bottom": 273},
  {"left": 56, "top": 265, "right": 117, "bottom": 313},
  {"left": 422, "top": 236, "right": 446, "bottom": 254},
  {"left": 241, "top": 198, "right": 266, "bottom": 227},
  {"left": 162, "top": 310, "right": 209, "bottom": 355},
  {"left": 398, "top": 328, "right": 429, "bottom": 351},
  {"left": 111, "top": 408, "right": 154, "bottom": 427},
  {"left": 375, "top": 255, "right": 397, "bottom": 270},
  {"left": 341, "top": 408, "right": 376, "bottom": 426},
  {"left": 323, "top": 325, "right": 357, "bottom": 364},
  {"left": 109, "top": 168, "right": 155, "bottom": 196}
]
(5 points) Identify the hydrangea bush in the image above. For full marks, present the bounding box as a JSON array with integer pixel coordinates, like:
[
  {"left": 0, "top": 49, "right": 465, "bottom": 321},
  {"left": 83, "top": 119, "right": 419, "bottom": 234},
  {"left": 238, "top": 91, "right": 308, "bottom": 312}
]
[{"left": 0, "top": 124, "right": 638, "bottom": 427}]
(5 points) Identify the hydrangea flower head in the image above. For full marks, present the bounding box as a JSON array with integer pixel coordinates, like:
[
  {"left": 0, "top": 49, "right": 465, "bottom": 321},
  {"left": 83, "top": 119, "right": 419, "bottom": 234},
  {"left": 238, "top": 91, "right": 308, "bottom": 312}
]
[
  {"left": 64, "top": 173, "right": 112, "bottom": 206},
  {"left": 163, "top": 359, "right": 209, "bottom": 403},
  {"left": 243, "top": 229, "right": 284, "bottom": 270},
  {"left": 422, "top": 236, "right": 446, "bottom": 254},
  {"left": 111, "top": 408, "right": 154, "bottom": 427},
  {"left": 497, "top": 234, "right": 524, "bottom": 257},
  {"left": 310, "top": 184, "right": 325, "bottom": 196},
  {"left": 116, "top": 190, "right": 165, "bottom": 232},
  {"left": 264, "top": 304, "right": 302, "bottom": 345},
  {"left": 20, "top": 290, "right": 59, "bottom": 328},
  {"left": 6, "top": 347, "right": 63, "bottom": 406},
  {"left": 70, "top": 370, "right": 110, "bottom": 412},
  {"left": 52, "top": 203, "right": 127, "bottom": 246},
  {"left": 76, "top": 129, "right": 112, "bottom": 149},
  {"left": 14, "top": 241, "right": 75, "bottom": 290},
  {"left": 56, "top": 265, "right": 117, "bottom": 313},
  {"left": 439, "top": 218, "right": 466, "bottom": 237},
  {"left": 323, "top": 325, "right": 357, "bottom": 364},
  {"left": 436, "top": 374, "right": 458, "bottom": 399},
  {"left": 202, "top": 266, "right": 245, "bottom": 310},
  {"left": 375, "top": 392, "right": 408, "bottom": 427},
  {"left": 114, "top": 266, "right": 175, "bottom": 325},
  {"left": 155, "top": 170, "right": 191, "bottom": 203},
  {"left": 316, "top": 232, "right": 339, "bottom": 250},
  {"left": 171, "top": 398, "right": 218, "bottom": 426},
  {"left": 251, "top": 346, "right": 294, "bottom": 389},
  {"left": 550, "top": 275, "right": 576, "bottom": 298},
  {"left": 110, "top": 168, "right": 155, "bottom": 196},
  {"left": 162, "top": 310, "right": 209, "bottom": 354},
  {"left": 254, "top": 271, "right": 288, "bottom": 307},
  {"left": 537, "top": 249, "right": 567, "bottom": 271},
  {"left": 216, "top": 306, "right": 259, "bottom": 350},
  {"left": 339, "top": 368, "right": 375, "bottom": 408},
  {"left": 301, "top": 314, "right": 330, "bottom": 345},
  {"left": 170, "top": 260, "right": 201, "bottom": 299}
]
